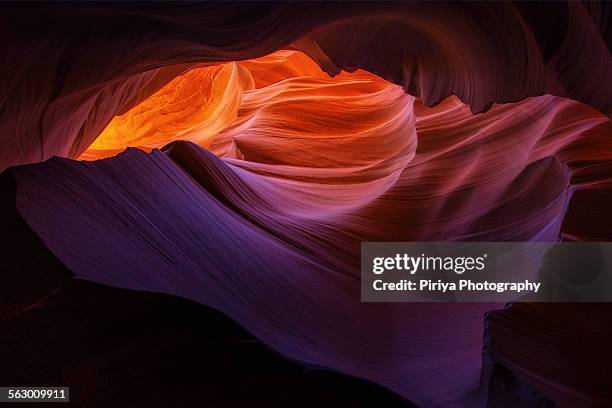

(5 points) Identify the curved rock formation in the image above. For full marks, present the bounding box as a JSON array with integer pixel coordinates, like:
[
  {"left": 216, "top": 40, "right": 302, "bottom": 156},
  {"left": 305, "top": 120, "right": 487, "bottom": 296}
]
[
  {"left": 7, "top": 74, "right": 611, "bottom": 407},
  {"left": 0, "top": 1, "right": 610, "bottom": 171},
  {"left": 1, "top": 2, "right": 611, "bottom": 407}
]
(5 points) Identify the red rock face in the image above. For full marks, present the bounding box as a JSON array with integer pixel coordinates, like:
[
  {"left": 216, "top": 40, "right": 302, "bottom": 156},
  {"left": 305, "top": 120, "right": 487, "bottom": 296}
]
[{"left": 1, "top": 2, "right": 611, "bottom": 407}]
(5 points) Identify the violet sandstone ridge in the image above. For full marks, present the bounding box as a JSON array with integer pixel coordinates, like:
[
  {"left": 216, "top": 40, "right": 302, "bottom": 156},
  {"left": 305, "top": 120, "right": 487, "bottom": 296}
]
[{"left": 1, "top": 2, "right": 611, "bottom": 407}]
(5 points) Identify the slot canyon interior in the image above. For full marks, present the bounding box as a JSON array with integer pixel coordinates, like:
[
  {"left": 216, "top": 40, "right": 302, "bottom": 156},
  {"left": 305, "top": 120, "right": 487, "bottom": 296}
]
[{"left": 1, "top": 2, "right": 611, "bottom": 407}]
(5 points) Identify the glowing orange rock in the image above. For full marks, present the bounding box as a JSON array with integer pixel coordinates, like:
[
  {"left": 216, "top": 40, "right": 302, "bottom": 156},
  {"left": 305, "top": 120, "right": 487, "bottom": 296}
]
[
  {"left": 80, "top": 51, "right": 399, "bottom": 161},
  {"left": 81, "top": 63, "right": 254, "bottom": 160}
]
